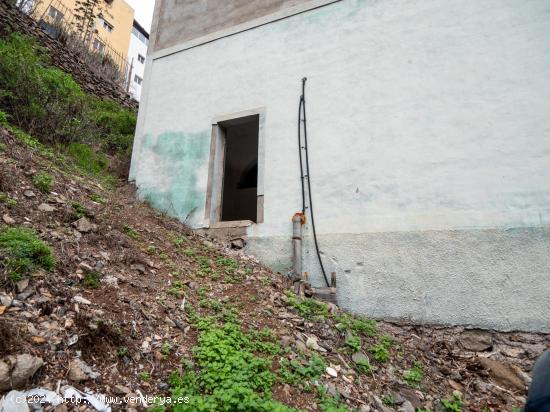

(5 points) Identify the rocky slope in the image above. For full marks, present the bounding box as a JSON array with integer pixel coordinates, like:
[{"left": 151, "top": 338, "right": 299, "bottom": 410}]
[{"left": 0, "top": 126, "right": 548, "bottom": 411}]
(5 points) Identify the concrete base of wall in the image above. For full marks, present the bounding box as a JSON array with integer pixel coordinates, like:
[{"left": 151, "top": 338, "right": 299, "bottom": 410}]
[{"left": 246, "top": 227, "right": 550, "bottom": 333}]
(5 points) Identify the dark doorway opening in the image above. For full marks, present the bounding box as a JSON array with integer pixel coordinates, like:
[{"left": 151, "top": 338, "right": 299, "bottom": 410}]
[{"left": 219, "top": 114, "right": 259, "bottom": 222}]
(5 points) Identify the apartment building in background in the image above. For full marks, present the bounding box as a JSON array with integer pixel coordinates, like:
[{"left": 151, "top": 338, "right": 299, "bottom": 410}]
[
  {"left": 126, "top": 19, "right": 149, "bottom": 101},
  {"left": 33, "top": 0, "right": 134, "bottom": 71}
]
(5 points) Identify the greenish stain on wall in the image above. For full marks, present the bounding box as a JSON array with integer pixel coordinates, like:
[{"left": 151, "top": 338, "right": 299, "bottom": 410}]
[{"left": 136, "top": 131, "right": 210, "bottom": 223}]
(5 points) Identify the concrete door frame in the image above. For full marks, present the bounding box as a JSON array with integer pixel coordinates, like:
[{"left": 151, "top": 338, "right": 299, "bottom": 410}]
[{"left": 204, "top": 107, "right": 266, "bottom": 228}]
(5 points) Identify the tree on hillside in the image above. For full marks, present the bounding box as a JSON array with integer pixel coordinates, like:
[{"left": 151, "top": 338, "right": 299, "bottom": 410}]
[{"left": 74, "top": 0, "right": 102, "bottom": 41}]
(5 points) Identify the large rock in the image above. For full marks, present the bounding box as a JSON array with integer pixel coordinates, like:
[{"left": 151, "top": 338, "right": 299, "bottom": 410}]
[
  {"left": 72, "top": 217, "right": 96, "bottom": 233},
  {"left": 0, "top": 354, "right": 44, "bottom": 390},
  {"left": 2, "top": 214, "right": 15, "bottom": 225},
  {"left": 37, "top": 203, "right": 56, "bottom": 212},
  {"left": 68, "top": 358, "right": 98, "bottom": 382},
  {"left": 459, "top": 330, "right": 493, "bottom": 352},
  {"left": 479, "top": 357, "right": 525, "bottom": 390}
]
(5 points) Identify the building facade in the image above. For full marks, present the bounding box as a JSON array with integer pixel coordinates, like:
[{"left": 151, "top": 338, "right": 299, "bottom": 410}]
[
  {"left": 126, "top": 20, "right": 149, "bottom": 101},
  {"left": 33, "top": 0, "right": 134, "bottom": 69},
  {"left": 130, "top": 0, "right": 550, "bottom": 332}
]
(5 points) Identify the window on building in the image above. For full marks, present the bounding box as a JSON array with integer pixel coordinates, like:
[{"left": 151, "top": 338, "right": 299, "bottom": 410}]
[
  {"left": 98, "top": 16, "right": 113, "bottom": 32},
  {"left": 137, "top": 54, "right": 145, "bottom": 64},
  {"left": 132, "top": 26, "right": 149, "bottom": 46},
  {"left": 92, "top": 38, "right": 105, "bottom": 53},
  {"left": 48, "top": 6, "right": 63, "bottom": 21},
  {"left": 134, "top": 75, "right": 143, "bottom": 85}
]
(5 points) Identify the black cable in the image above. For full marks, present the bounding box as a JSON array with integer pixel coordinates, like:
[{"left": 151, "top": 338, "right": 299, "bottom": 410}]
[
  {"left": 298, "top": 97, "right": 306, "bottom": 214},
  {"left": 299, "top": 77, "right": 331, "bottom": 288}
]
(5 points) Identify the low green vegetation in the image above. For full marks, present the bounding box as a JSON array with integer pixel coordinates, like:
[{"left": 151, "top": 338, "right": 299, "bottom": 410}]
[
  {"left": 0, "top": 192, "right": 17, "bottom": 208},
  {"left": 172, "top": 235, "right": 188, "bottom": 247},
  {"left": 116, "top": 346, "right": 129, "bottom": 357},
  {"left": 403, "top": 360, "right": 423, "bottom": 388},
  {"left": 344, "top": 334, "right": 361, "bottom": 353},
  {"left": 382, "top": 394, "right": 396, "bottom": 406},
  {"left": 161, "top": 342, "right": 173, "bottom": 358},
  {"left": 89, "top": 193, "right": 106, "bottom": 204},
  {"left": 122, "top": 224, "right": 140, "bottom": 240},
  {"left": 441, "top": 393, "right": 463, "bottom": 412},
  {"left": 369, "top": 334, "right": 393, "bottom": 363},
  {"left": 72, "top": 202, "right": 93, "bottom": 219},
  {"left": 167, "top": 280, "right": 185, "bottom": 297},
  {"left": 82, "top": 271, "right": 101, "bottom": 289},
  {"left": 286, "top": 291, "right": 329, "bottom": 320},
  {"left": 139, "top": 371, "right": 151, "bottom": 381},
  {"left": 216, "top": 257, "right": 238, "bottom": 273},
  {"left": 33, "top": 171, "right": 54, "bottom": 193},
  {"left": 0, "top": 227, "right": 55, "bottom": 282},
  {"left": 278, "top": 354, "right": 326, "bottom": 385},
  {"left": 161, "top": 321, "right": 295, "bottom": 411},
  {"left": 0, "top": 33, "right": 137, "bottom": 185},
  {"left": 333, "top": 313, "right": 377, "bottom": 336},
  {"left": 354, "top": 356, "right": 372, "bottom": 374}
]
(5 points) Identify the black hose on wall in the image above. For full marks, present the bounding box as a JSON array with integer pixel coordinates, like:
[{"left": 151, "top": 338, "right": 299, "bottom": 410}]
[{"left": 298, "top": 78, "right": 331, "bottom": 288}]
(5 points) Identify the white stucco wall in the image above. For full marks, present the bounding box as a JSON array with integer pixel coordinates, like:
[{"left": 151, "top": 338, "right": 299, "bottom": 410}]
[{"left": 131, "top": 0, "right": 550, "bottom": 332}]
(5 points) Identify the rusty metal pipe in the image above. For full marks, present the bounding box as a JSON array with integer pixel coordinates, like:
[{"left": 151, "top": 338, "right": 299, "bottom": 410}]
[{"left": 292, "top": 212, "right": 304, "bottom": 282}]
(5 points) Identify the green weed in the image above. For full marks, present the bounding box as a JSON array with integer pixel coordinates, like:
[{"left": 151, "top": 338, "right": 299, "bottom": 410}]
[
  {"left": 116, "top": 346, "right": 129, "bottom": 357},
  {"left": 345, "top": 335, "right": 361, "bottom": 352},
  {"left": 286, "top": 291, "right": 329, "bottom": 320},
  {"left": 355, "top": 356, "right": 372, "bottom": 374},
  {"left": 161, "top": 342, "right": 173, "bottom": 358},
  {"left": 0, "top": 192, "right": 17, "bottom": 208},
  {"left": 382, "top": 394, "right": 396, "bottom": 406},
  {"left": 0, "top": 227, "right": 55, "bottom": 282},
  {"left": 83, "top": 271, "right": 101, "bottom": 289},
  {"left": 72, "top": 202, "right": 93, "bottom": 219},
  {"left": 167, "top": 281, "right": 185, "bottom": 297},
  {"left": 139, "top": 371, "right": 151, "bottom": 381},
  {"left": 183, "top": 248, "right": 195, "bottom": 257},
  {"left": 122, "top": 224, "right": 140, "bottom": 240},
  {"left": 33, "top": 171, "right": 53, "bottom": 193},
  {"left": 441, "top": 393, "right": 463, "bottom": 412},
  {"left": 162, "top": 321, "right": 295, "bottom": 411},
  {"left": 89, "top": 193, "right": 106, "bottom": 204},
  {"left": 403, "top": 361, "right": 423, "bottom": 388},
  {"left": 278, "top": 354, "right": 326, "bottom": 384},
  {"left": 333, "top": 313, "right": 377, "bottom": 336},
  {"left": 216, "top": 257, "right": 238, "bottom": 274},
  {"left": 172, "top": 235, "right": 188, "bottom": 247}
]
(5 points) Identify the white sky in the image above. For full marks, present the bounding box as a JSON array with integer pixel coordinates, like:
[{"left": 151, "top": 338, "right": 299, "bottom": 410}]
[{"left": 125, "top": 0, "right": 156, "bottom": 32}]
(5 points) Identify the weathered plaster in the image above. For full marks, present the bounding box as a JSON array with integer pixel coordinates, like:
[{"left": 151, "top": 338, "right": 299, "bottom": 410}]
[
  {"left": 133, "top": 131, "right": 210, "bottom": 224},
  {"left": 132, "top": 0, "right": 550, "bottom": 331},
  {"left": 152, "top": 0, "right": 337, "bottom": 52}
]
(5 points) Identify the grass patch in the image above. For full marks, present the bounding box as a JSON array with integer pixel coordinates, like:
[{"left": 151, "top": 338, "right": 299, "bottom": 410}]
[
  {"left": 89, "top": 193, "right": 106, "bottom": 204},
  {"left": 83, "top": 271, "right": 101, "bottom": 289},
  {"left": 0, "top": 227, "right": 55, "bottom": 282},
  {"left": 333, "top": 313, "right": 377, "bottom": 336},
  {"left": 286, "top": 291, "right": 329, "bottom": 320},
  {"left": 32, "top": 171, "right": 54, "bottom": 193},
  {"left": 167, "top": 280, "right": 185, "bottom": 297}
]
